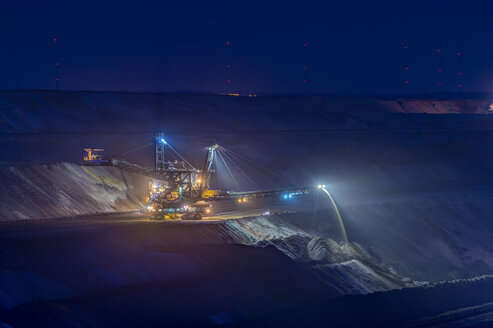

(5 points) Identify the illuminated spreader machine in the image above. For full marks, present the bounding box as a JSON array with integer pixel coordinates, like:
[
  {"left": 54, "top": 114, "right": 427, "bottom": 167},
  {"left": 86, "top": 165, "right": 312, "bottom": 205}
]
[
  {"left": 147, "top": 133, "right": 213, "bottom": 220},
  {"left": 147, "top": 133, "right": 319, "bottom": 220}
]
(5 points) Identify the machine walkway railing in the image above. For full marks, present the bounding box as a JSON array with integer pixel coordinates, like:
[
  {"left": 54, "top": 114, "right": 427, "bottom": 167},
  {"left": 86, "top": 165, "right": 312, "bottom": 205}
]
[{"left": 83, "top": 157, "right": 173, "bottom": 181}]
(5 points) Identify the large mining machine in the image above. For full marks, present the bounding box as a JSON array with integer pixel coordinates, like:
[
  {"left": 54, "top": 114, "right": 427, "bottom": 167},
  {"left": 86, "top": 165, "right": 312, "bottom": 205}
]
[
  {"left": 82, "top": 134, "right": 311, "bottom": 220},
  {"left": 147, "top": 134, "right": 216, "bottom": 220},
  {"left": 146, "top": 134, "right": 311, "bottom": 220}
]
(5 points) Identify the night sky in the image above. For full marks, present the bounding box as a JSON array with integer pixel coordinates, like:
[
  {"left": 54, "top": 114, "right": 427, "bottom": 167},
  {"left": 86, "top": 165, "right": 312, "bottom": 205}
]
[{"left": 1, "top": 0, "right": 492, "bottom": 95}]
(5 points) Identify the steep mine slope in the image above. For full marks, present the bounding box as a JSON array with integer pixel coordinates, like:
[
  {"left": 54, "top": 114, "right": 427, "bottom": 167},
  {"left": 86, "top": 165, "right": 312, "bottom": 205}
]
[
  {"left": 339, "top": 193, "right": 493, "bottom": 282},
  {"left": 0, "top": 163, "right": 151, "bottom": 221},
  {"left": 0, "top": 214, "right": 403, "bottom": 327}
]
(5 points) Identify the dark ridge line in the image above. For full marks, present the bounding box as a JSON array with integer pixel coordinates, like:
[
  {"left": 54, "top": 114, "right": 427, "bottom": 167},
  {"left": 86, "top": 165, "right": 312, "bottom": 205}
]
[
  {"left": 2, "top": 126, "right": 493, "bottom": 137},
  {"left": 0, "top": 89, "right": 490, "bottom": 100}
]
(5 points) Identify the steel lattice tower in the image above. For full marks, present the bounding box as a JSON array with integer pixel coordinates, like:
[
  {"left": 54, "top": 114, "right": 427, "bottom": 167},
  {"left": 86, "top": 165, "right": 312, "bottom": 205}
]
[{"left": 155, "top": 133, "right": 166, "bottom": 174}]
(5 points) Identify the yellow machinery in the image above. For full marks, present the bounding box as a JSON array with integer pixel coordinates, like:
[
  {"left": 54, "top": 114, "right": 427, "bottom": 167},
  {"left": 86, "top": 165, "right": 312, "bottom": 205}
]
[
  {"left": 80, "top": 135, "right": 312, "bottom": 221},
  {"left": 83, "top": 148, "right": 105, "bottom": 161},
  {"left": 202, "top": 189, "right": 220, "bottom": 199}
]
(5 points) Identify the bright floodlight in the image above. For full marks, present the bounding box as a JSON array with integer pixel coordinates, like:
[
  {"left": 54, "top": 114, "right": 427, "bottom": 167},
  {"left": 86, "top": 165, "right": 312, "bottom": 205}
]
[
  {"left": 317, "top": 184, "right": 326, "bottom": 189},
  {"left": 160, "top": 138, "right": 167, "bottom": 144}
]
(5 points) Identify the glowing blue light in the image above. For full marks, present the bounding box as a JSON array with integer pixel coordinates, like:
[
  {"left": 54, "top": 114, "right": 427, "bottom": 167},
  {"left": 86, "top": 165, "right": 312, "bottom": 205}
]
[
  {"left": 283, "top": 194, "right": 288, "bottom": 200},
  {"left": 160, "top": 138, "right": 167, "bottom": 144},
  {"left": 288, "top": 194, "right": 293, "bottom": 198}
]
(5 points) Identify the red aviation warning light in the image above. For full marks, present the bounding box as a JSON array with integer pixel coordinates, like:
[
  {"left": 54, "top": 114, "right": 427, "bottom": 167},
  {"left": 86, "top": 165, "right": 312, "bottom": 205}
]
[
  {"left": 457, "top": 49, "right": 463, "bottom": 89},
  {"left": 402, "top": 43, "right": 409, "bottom": 86},
  {"left": 224, "top": 40, "right": 233, "bottom": 93},
  {"left": 53, "top": 36, "right": 61, "bottom": 90}
]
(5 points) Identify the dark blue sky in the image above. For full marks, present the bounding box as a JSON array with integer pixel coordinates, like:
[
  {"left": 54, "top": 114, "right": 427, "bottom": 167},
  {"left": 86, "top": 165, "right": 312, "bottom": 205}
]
[{"left": 1, "top": 0, "right": 492, "bottom": 94}]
